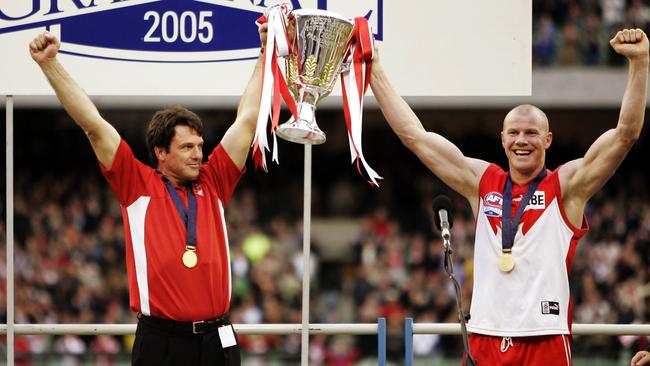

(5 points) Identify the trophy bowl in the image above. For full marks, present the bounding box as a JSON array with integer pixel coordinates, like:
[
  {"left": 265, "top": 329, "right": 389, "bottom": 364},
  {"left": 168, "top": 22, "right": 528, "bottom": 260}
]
[{"left": 275, "top": 9, "right": 355, "bottom": 145}]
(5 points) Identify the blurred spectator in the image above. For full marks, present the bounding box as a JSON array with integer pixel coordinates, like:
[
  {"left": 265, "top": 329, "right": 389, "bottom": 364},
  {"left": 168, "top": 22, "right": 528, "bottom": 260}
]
[
  {"left": 582, "top": 14, "right": 606, "bottom": 65},
  {"left": 628, "top": 0, "right": 650, "bottom": 32},
  {"left": 535, "top": 13, "right": 559, "bottom": 66},
  {"left": 557, "top": 22, "right": 582, "bottom": 65},
  {"left": 600, "top": 0, "right": 626, "bottom": 33}
]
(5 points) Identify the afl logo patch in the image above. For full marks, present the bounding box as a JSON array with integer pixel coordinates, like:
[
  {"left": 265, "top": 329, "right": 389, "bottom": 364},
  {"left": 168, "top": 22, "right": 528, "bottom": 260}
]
[{"left": 483, "top": 192, "right": 503, "bottom": 217}]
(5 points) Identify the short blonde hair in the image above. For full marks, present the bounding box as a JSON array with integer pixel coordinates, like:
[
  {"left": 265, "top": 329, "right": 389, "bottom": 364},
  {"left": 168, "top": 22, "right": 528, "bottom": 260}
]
[{"left": 503, "top": 104, "right": 549, "bottom": 133}]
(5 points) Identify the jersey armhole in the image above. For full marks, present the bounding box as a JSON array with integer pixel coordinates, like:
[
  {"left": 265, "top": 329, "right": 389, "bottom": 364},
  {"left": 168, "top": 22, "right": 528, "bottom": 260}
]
[{"left": 552, "top": 167, "right": 589, "bottom": 238}]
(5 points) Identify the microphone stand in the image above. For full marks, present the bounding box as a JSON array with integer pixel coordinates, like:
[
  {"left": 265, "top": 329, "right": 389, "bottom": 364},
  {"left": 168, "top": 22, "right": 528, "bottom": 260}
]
[{"left": 442, "top": 234, "right": 477, "bottom": 366}]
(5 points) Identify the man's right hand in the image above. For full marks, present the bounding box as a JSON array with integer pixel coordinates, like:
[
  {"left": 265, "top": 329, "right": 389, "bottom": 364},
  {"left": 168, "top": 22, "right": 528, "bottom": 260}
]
[{"left": 29, "top": 32, "right": 60, "bottom": 65}]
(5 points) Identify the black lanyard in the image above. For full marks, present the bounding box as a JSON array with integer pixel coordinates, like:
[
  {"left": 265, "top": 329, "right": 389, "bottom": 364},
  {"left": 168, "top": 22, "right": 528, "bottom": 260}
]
[
  {"left": 502, "top": 167, "right": 547, "bottom": 252},
  {"left": 163, "top": 178, "right": 197, "bottom": 249}
]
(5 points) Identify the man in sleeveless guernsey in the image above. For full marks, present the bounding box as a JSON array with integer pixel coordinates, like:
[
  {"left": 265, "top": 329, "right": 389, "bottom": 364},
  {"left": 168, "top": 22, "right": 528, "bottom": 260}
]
[
  {"left": 370, "top": 29, "right": 648, "bottom": 365},
  {"left": 30, "top": 24, "right": 268, "bottom": 365}
]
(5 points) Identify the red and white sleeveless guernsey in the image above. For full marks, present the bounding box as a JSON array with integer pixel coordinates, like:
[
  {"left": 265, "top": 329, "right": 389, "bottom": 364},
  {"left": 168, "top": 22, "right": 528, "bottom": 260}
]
[
  {"left": 100, "top": 140, "right": 242, "bottom": 322},
  {"left": 467, "top": 164, "right": 589, "bottom": 337}
]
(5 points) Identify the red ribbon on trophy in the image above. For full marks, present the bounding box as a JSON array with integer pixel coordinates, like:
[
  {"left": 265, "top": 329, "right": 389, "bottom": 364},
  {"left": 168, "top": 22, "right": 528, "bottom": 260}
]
[
  {"left": 252, "top": 3, "right": 299, "bottom": 171},
  {"left": 341, "top": 17, "right": 382, "bottom": 187}
]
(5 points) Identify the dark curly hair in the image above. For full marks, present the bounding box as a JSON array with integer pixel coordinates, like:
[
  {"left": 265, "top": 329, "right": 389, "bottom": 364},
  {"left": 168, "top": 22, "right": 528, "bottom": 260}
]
[{"left": 145, "top": 106, "right": 204, "bottom": 167}]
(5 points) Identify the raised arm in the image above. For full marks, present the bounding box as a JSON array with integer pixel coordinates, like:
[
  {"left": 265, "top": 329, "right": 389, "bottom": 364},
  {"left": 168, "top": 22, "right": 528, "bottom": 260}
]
[
  {"left": 370, "top": 57, "right": 489, "bottom": 212},
  {"left": 219, "top": 24, "right": 265, "bottom": 170},
  {"left": 560, "top": 29, "right": 649, "bottom": 225},
  {"left": 30, "top": 32, "right": 120, "bottom": 168}
]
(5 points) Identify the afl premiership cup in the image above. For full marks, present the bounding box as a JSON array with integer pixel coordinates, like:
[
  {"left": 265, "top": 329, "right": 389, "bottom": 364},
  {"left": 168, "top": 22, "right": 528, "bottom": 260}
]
[
  {"left": 275, "top": 9, "right": 354, "bottom": 144},
  {"left": 253, "top": 3, "right": 380, "bottom": 185}
]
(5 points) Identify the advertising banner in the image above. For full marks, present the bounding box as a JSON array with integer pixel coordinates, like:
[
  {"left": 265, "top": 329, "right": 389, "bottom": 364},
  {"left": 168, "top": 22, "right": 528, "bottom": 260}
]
[{"left": 0, "top": 0, "right": 530, "bottom": 96}]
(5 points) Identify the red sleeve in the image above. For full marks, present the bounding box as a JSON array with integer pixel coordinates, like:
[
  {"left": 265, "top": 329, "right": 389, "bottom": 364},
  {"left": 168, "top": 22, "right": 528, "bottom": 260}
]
[
  {"left": 201, "top": 144, "right": 244, "bottom": 207},
  {"left": 100, "top": 139, "right": 156, "bottom": 206}
]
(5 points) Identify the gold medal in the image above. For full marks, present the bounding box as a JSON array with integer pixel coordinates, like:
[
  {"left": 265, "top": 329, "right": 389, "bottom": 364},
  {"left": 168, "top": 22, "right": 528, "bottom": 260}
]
[
  {"left": 498, "top": 252, "right": 515, "bottom": 273},
  {"left": 182, "top": 248, "right": 198, "bottom": 268}
]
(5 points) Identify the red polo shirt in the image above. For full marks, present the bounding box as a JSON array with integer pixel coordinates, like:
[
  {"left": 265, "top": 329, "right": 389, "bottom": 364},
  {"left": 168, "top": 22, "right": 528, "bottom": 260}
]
[{"left": 101, "top": 140, "right": 242, "bottom": 321}]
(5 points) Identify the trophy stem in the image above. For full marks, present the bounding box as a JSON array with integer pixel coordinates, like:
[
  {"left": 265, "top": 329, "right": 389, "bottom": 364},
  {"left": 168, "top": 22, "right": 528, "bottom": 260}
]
[{"left": 276, "top": 92, "right": 326, "bottom": 145}]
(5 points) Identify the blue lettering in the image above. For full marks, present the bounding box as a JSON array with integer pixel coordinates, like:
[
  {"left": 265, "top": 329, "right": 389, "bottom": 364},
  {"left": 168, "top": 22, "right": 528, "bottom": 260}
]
[
  {"left": 0, "top": 0, "right": 40, "bottom": 21},
  {"left": 45, "top": 0, "right": 98, "bottom": 16}
]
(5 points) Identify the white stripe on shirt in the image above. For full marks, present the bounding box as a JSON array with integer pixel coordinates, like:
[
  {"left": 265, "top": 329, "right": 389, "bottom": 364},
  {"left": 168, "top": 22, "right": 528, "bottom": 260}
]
[{"left": 127, "top": 196, "right": 151, "bottom": 316}]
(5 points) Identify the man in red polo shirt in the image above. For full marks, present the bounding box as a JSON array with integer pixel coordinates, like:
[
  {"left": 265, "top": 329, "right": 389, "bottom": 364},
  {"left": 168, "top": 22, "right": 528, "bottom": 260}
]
[{"left": 30, "top": 24, "right": 267, "bottom": 365}]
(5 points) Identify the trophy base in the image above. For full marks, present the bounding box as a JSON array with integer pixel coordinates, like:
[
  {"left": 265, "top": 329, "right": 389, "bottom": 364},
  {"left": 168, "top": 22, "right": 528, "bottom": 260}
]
[{"left": 276, "top": 118, "right": 326, "bottom": 145}]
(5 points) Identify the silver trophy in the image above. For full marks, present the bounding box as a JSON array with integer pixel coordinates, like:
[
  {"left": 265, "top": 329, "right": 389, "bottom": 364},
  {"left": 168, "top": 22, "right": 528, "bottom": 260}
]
[{"left": 275, "top": 9, "right": 355, "bottom": 145}]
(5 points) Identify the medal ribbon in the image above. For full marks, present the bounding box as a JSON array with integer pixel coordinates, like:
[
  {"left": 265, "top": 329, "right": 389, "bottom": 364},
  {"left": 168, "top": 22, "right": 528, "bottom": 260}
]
[
  {"left": 501, "top": 166, "right": 547, "bottom": 253},
  {"left": 163, "top": 178, "right": 197, "bottom": 249},
  {"left": 340, "top": 17, "right": 382, "bottom": 187}
]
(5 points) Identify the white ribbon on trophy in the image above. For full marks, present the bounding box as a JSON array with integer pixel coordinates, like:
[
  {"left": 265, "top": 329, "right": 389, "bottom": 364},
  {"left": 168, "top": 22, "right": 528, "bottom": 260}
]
[{"left": 252, "top": 1, "right": 297, "bottom": 170}]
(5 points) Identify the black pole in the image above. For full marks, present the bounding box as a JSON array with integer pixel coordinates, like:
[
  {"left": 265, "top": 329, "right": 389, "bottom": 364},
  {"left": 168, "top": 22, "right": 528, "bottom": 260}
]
[{"left": 443, "top": 238, "right": 477, "bottom": 366}]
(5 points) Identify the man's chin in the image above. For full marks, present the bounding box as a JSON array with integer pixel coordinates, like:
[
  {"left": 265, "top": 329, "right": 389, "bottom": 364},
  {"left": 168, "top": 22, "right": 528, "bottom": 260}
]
[
  {"left": 183, "top": 170, "right": 200, "bottom": 181},
  {"left": 510, "top": 160, "right": 536, "bottom": 172}
]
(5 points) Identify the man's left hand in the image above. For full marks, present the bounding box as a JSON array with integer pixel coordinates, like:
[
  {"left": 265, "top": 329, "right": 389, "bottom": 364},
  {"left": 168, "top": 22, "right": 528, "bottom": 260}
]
[{"left": 610, "top": 28, "right": 649, "bottom": 62}]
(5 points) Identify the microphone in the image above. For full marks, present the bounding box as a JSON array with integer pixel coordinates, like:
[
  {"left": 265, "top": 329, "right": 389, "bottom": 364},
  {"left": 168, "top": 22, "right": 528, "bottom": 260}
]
[
  {"left": 433, "top": 195, "right": 476, "bottom": 365},
  {"left": 432, "top": 195, "right": 453, "bottom": 241}
]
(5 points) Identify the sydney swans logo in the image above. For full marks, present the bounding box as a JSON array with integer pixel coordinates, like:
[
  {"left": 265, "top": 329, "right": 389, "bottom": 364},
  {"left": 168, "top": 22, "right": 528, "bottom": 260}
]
[{"left": 0, "top": 0, "right": 382, "bottom": 63}]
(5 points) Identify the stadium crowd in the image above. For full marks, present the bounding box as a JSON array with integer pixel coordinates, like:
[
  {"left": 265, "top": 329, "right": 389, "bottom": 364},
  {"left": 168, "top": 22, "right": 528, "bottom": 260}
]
[
  {"left": 534, "top": 0, "right": 650, "bottom": 66},
  {"left": 1, "top": 110, "right": 648, "bottom": 365}
]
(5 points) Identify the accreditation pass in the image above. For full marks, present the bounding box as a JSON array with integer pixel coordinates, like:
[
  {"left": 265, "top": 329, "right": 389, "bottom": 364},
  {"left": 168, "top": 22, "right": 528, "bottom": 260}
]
[{"left": 218, "top": 325, "right": 237, "bottom": 348}]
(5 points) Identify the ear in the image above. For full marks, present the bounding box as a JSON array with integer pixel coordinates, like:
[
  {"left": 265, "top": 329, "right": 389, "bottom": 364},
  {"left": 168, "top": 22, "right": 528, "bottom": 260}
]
[
  {"left": 155, "top": 146, "right": 167, "bottom": 164},
  {"left": 544, "top": 131, "right": 553, "bottom": 149},
  {"left": 500, "top": 130, "right": 506, "bottom": 149}
]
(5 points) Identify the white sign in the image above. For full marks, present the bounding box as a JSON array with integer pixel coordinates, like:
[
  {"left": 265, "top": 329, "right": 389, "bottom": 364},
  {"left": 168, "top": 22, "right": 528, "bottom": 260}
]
[{"left": 0, "top": 0, "right": 530, "bottom": 96}]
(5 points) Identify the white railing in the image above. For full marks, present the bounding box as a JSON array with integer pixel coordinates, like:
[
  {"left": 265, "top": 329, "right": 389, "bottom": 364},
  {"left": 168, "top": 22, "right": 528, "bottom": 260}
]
[
  {"left": 2, "top": 322, "right": 649, "bottom": 335},
  {"left": 0, "top": 323, "right": 380, "bottom": 335},
  {"left": 411, "top": 323, "right": 650, "bottom": 336}
]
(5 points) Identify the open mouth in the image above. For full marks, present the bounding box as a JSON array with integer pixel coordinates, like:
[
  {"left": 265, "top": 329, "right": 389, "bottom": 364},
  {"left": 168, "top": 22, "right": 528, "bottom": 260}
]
[{"left": 514, "top": 150, "right": 531, "bottom": 156}]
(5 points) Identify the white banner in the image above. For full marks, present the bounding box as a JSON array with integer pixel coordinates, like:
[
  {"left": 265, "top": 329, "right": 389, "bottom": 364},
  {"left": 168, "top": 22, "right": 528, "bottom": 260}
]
[{"left": 0, "top": 0, "right": 530, "bottom": 96}]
